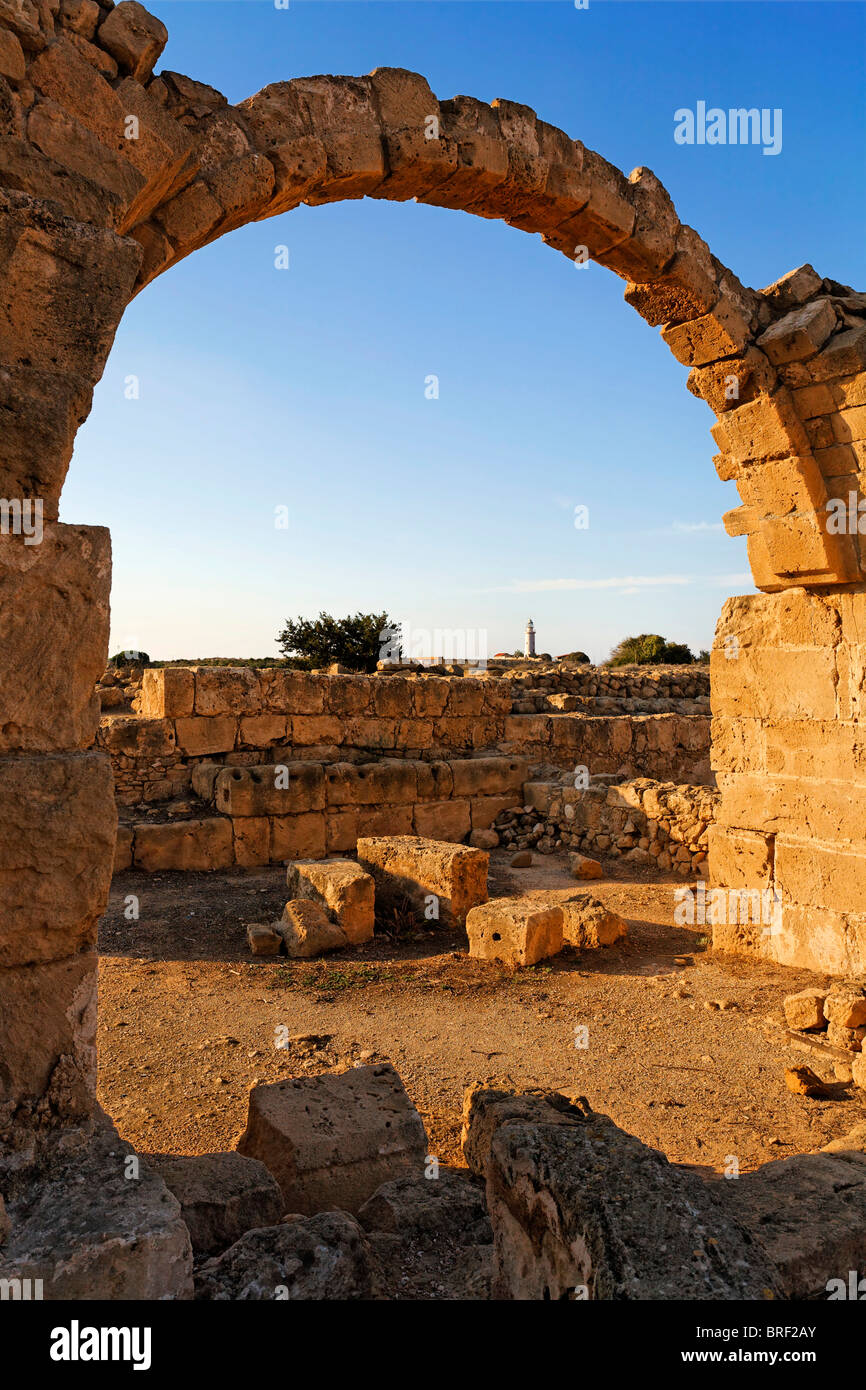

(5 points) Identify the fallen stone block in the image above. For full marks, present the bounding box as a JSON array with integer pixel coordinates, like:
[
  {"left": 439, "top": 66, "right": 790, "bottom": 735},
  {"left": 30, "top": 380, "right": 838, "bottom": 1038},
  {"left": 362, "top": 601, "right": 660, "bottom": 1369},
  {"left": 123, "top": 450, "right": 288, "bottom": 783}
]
[
  {"left": 569, "top": 851, "right": 604, "bottom": 881},
  {"left": 145, "top": 1152, "right": 283, "bottom": 1259},
  {"left": 783, "top": 988, "right": 828, "bottom": 1032},
  {"left": 194, "top": 1211, "right": 371, "bottom": 1300},
  {"left": 0, "top": 1120, "right": 193, "bottom": 1299},
  {"left": 469, "top": 829, "right": 499, "bottom": 850},
  {"left": 827, "top": 1020, "right": 865, "bottom": 1052},
  {"left": 824, "top": 985, "right": 866, "bottom": 1030},
  {"left": 479, "top": 1090, "right": 780, "bottom": 1300},
  {"left": 237, "top": 1064, "right": 428, "bottom": 1214},
  {"left": 286, "top": 859, "right": 374, "bottom": 945},
  {"left": 466, "top": 898, "right": 563, "bottom": 968},
  {"left": 462, "top": 1084, "right": 593, "bottom": 1179},
  {"left": 510, "top": 851, "right": 532, "bottom": 868},
  {"left": 278, "top": 900, "right": 348, "bottom": 958},
  {"left": 852, "top": 1052, "right": 866, "bottom": 1091},
  {"left": 785, "top": 1065, "right": 830, "bottom": 1098},
  {"left": 561, "top": 894, "right": 627, "bottom": 948},
  {"left": 357, "top": 835, "right": 488, "bottom": 927},
  {"left": 246, "top": 923, "right": 282, "bottom": 957},
  {"left": 358, "top": 1169, "right": 491, "bottom": 1244},
  {"left": 727, "top": 1149, "right": 866, "bottom": 1298}
]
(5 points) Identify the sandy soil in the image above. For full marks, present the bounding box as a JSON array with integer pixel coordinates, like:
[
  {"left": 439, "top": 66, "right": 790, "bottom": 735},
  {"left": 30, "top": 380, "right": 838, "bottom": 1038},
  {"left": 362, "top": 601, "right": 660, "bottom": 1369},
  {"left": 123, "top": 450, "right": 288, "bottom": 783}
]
[{"left": 96, "top": 851, "right": 866, "bottom": 1176}]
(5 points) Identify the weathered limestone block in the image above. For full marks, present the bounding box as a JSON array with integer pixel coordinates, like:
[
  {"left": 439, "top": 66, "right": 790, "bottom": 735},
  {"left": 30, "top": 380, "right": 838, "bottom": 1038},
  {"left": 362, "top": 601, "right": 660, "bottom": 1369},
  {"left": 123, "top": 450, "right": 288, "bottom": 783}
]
[
  {"left": 269, "top": 811, "right": 326, "bottom": 863},
  {"left": 0, "top": 364, "right": 93, "bottom": 513},
  {"left": 0, "top": 950, "right": 97, "bottom": 1129},
  {"left": 358, "top": 1168, "right": 490, "bottom": 1244},
  {"left": 260, "top": 668, "right": 325, "bottom": 714},
  {"left": 0, "top": 524, "right": 109, "bottom": 751},
  {"left": 215, "top": 761, "right": 324, "bottom": 817},
  {"left": 413, "top": 797, "right": 471, "bottom": 842},
  {"left": 783, "top": 988, "right": 828, "bottom": 1031},
  {"left": 237, "top": 1064, "right": 427, "bottom": 1214},
  {"left": 824, "top": 985, "right": 866, "bottom": 1030},
  {"left": 324, "top": 759, "right": 417, "bottom": 807},
  {"left": 560, "top": 894, "right": 627, "bottom": 948},
  {"left": 292, "top": 714, "right": 344, "bottom": 747},
  {"left": 194, "top": 666, "right": 261, "bottom": 716},
  {"left": 238, "top": 713, "right": 287, "bottom": 747},
  {"left": 449, "top": 756, "right": 528, "bottom": 798},
  {"left": 466, "top": 898, "right": 562, "bottom": 968},
  {"left": 279, "top": 898, "right": 347, "bottom": 958},
  {"left": 99, "top": 714, "right": 176, "bottom": 759},
  {"left": 0, "top": 1120, "right": 193, "bottom": 1299},
  {"left": 471, "top": 793, "right": 522, "bottom": 829},
  {"left": 285, "top": 859, "right": 375, "bottom": 944},
  {"left": 479, "top": 1091, "right": 779, "bottom": 1300},
  {"left": 707, "top": 824, "right": 773, "bottom": 890},
  {"left": 357, "top": 804, "right": 414, "bottom": 839},
  {"left": 133, "top": 816, "right": 233, "bottom": 871},
  {"left": 568, "top": 851, "right": 603, "bottom": 880},
  {"left": 726, "top": 1150, "right": 866, "bottom": 1299},
  {"left": 232, "top": 816, "right": 269, "bottom": 868},
  {"left": 246, "top": 922, "right": 281, "bottom": 956},
  {"left": 97, "top": 1, "right": 168, "bottom": 82},
  {"left": 174, "top": 715, "right": 236, "bottom": 755},
  {"left": 0, "top": 188, "right": 141, "bottom": 383},
  {"left": 145, "top": 1151, "right": 283, "bottom": 1259},
  {"left": 195, "top": 1211, "right": 371, "bottom": 1301},
  {"left": 757, "top": 298, "right": 837, "bottom": 365},
  {"left": 139, "top": 666, "right": 194, "bottom": 718},
  {"left": 113, "top": 823, "right": 133, "bottom": 874},
  {"left": 0, "top": 751, "right": 114, "bottom": 966},
  {"left": 357, "top": 835, "right": 488, "bottom": 926}
]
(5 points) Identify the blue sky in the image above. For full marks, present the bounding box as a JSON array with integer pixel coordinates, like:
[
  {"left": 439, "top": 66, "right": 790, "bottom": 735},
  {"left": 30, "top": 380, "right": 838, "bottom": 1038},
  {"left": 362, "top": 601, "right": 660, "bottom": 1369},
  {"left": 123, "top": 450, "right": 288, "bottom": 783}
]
[{"left": 61, "top": 0, "right": 866, "bottom": 662}]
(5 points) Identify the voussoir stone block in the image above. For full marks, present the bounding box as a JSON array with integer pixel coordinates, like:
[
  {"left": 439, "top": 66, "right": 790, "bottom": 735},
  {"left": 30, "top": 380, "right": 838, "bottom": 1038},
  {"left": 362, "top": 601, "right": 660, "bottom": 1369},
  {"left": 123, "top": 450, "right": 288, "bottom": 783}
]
[
  {"left": 285, "top": 858, "right": 375, "bottom": 944},
  {"left": 237, "top": 1063, "right": 428, "bottom": 1215},
  {"left": 0, "top": 524, "right": 110, "bottom": 752},
  {"left": 357, "top": 834, "right": 488, "bottom": 926}
]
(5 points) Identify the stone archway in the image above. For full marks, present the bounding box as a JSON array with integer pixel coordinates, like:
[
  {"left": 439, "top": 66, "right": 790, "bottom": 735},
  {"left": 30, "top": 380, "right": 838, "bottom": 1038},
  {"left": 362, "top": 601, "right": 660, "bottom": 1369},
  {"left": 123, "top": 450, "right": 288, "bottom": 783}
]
[{"left": 2, "top": 1, "right": 865, "bottom": 1163}]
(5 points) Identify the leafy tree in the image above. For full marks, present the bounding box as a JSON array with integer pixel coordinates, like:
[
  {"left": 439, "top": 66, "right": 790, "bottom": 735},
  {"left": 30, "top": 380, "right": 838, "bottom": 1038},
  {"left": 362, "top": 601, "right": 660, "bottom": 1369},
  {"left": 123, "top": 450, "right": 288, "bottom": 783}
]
[
  {"left": 276, "top": 611, "right": 396, "bottom": 673},
  {"left": 607, "top": 634, "right": 695, "bottom": 667},
  {"left": 109, "top": 650, "right": 150, "bottom": 666},
  {"left": 696, "top": 649, "right": 711, "bottom": 664}
]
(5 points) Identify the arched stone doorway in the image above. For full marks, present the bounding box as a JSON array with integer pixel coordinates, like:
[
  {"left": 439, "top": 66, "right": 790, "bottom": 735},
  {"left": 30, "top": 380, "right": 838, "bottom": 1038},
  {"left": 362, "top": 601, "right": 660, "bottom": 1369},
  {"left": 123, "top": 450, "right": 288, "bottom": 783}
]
[{"left": 1, "top": 2, "right": 865, "bottom": 1173}]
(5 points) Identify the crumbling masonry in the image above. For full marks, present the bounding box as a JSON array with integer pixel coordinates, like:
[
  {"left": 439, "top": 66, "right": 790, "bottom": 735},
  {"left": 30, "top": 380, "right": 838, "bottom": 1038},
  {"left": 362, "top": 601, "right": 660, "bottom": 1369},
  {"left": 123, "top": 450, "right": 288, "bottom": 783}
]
[{"left": 2, "top": 0, "right": 866, "bottom": 1285}]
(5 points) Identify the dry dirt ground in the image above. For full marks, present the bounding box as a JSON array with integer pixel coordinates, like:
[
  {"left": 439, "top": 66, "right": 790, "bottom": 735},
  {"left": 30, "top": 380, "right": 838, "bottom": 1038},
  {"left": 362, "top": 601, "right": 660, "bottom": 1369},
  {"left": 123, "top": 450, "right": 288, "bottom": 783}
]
[{"left": 97, "top": 852, "right": 866, "bottom": 1179}]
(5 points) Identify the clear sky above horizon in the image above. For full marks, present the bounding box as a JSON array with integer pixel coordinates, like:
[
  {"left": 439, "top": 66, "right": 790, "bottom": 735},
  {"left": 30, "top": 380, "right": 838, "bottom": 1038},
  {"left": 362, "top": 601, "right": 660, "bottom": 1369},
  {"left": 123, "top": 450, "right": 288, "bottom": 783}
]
[{"left": 60, "top": 0, "right": 866, "bottom": 663}]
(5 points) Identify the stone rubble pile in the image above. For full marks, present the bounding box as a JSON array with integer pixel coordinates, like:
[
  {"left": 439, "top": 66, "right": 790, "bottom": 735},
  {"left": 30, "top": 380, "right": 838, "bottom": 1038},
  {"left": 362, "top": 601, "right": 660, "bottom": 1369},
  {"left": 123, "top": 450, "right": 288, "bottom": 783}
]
[
  {"left": 494, "top": 774, "right": 718, "bottom": 876},
  {"left": 784, "top": 984, "right": 866, "bottom": 1093}
]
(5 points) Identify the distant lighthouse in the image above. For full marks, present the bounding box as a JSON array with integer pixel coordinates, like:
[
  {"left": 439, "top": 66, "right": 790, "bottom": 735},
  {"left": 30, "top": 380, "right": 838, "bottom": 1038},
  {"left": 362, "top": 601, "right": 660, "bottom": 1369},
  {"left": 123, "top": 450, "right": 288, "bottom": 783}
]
[{"left": 524, "top": 618, "right": 536, "bottom": 659}]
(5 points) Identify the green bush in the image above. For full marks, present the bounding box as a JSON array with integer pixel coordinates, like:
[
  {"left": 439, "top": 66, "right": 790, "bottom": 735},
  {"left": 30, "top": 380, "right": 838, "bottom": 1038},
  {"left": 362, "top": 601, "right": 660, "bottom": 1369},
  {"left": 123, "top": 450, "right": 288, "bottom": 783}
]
[
  {"left": 606, "top": 634, "right": 695, "bottom": 667},
  {"left": 277, "top": 611, "right": 396, "bottom": 674}
]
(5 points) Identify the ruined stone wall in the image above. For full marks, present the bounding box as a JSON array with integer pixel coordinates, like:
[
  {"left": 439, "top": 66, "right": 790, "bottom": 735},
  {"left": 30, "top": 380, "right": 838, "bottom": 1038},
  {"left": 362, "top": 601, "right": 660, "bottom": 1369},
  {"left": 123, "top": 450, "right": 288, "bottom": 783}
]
[
  {"left": 115, "top": 754, "right": 528, "bottom": 872},
  {"left": 97, "top": 665, "right": 711, "bottom": 807},
  {"left": 516, "top": 776, "right": 717, "bottom": 876}
]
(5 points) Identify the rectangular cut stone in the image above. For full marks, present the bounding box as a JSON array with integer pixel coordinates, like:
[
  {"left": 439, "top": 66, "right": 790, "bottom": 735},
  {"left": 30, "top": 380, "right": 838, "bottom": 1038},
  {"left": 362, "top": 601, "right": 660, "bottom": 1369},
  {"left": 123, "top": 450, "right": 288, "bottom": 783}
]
[
  {"left": 0, "top": 751, "right": 114, "bottom": 966},
  {"left": 194, "top": 667, "right": 261, "bottom": 716},
  {"left": 0, "top": 951, "right": 97, "bottom": 1129},
  {"left": 324, "top": 760, "right": 416, "bottom": 807},
  {"left": 285, "top": 859, "right": 374, "bottom": 944},
  {"left": 133, "top": 817, "right": 233, "bottom": 871},
  {"left": 237, "top": 1063, "right": 427, "bottom": 1214},
  {"left": 139, "top": 666, "right": 194, "bottom": 718},
  {"left": 449, "top": 756, "right": 528, "bottom": 798},
  {"left": 707, "top": 824, "right": 773, "bottom": 890},
  {"left": 260, "top": 669, "right": 325, "bottom": 714},
  {"left": 0, "top": 523, "right": 110, "bottom": 752},
  {"left": 357, "top": 835, "right": 488, "bottom": 926},
  {"left": 232, "top": 816, "right": 269, "bottom": 867},
  {"left": 757, "top": 298, "right": 837, "bottom": 365},
  {"left": 466, "top": 899, "right": 563, "bottom": 967},
  {"left": 174, "top": 715, "right": 237, "bottom": 755},
  {"left": 413, "top": 798, "right": 471, "bottom": 841},
  {"left": 269, "top": 812, "right": 326, "bottom": 862},
  {"left": 776, "top": 838, "right": 866, "bottom": 915},
  {"left": 215, "top": 762, "right": 325, "bottom": 817},
  {"left": 356, "top": 804, "right": 414, "bottom": 838}
]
